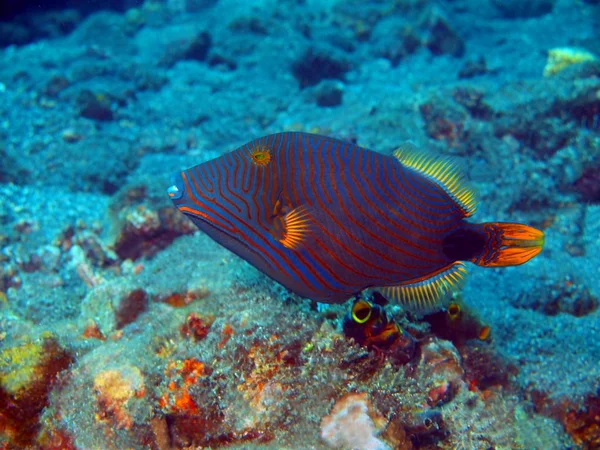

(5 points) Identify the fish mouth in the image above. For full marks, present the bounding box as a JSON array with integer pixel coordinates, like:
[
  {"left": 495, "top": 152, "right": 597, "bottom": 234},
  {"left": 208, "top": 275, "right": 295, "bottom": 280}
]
[{"left": 167, "top": 172, "right": 185, "bottom": 200}]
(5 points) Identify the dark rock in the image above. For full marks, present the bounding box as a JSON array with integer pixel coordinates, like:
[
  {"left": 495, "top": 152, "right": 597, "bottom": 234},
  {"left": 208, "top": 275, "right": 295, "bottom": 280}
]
[
  {"left": 452, "top": 87, "right": 494, "bottom": 120},
  {"left": 228, "top": 16, "right": 269, "bottom": 35},
  {"left": 513, "top": 276, "right": 599, "bottom": 317},
  {"left": 371, "top": 18, "right": 421, "bottom": 66},
  {"left": 574, "top": 166, "right": 600, "bottom": 202},
  {"left": 458, "top": 57, "right": 488, "bottom": 79},
  {"left": 76, "top": 90, "right": 114, "bottom": 122},
  {"left": 112, "top": 204, "right": 197, "bottom": 261},
  {"left": 44, "top": 75, "right": 71, "bottom": 97},
  {"left": 494, "top": 115, "right": 575, "bottom": 158},
  {"left": 315, "top": 81, "right": 344, "bottom": 107},
  {"left": 0, "top": 149, "right": 28, "bottom": 184},
  {"left": 29, "top": 9, "right": 81, "bottom": 39},
  {"left": 207, "top": 53, "right": 237, "bottom": 70},
  {"left": 425, "top": 14, "right": 465, "bottom": 57},
  {"left": 115, "top": 288, "right": 148, "bottom": 329},
  {"left": 292, "top": 48, "right": 351, "bottom": 89},
  {"left": 460, "top": 342, "right": 516, "bottom": 391},
  {"left": 420, "top": 96, "right": 468, "bottom": 146},
  {"left": 491, "top": 0, "right": 555, "bottom": 18},
  {"left": 69, "top": 12, "right": 131, "bottom": 53},
  {"left": 184, "top": 0, "right": 220, "bottom": 13},
  {"left": 183, "top": 31, "right": 212, "bottom": 62},
  {"left": 0, "top": 21, "right": 31, "bottom": 47}
]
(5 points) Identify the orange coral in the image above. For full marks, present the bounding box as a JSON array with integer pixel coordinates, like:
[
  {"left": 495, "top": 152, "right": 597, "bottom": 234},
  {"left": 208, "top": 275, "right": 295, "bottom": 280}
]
[
  {"left": 82, "top": 320, "right": 105, "bottom": 341},
  {"left": 237, "top": 341, "right": 292, "bottom": 415},
  {"left": 218, "top": 323, "right": 234, "bottom": 348},
  {"left": 93, "top": 366, "right": 144, "bottom": 430},
  {"left": 159, "top": 358, "right": 206, "bottom": 415},
  {"left": 180, "top": 313, "right": 214, "bottom": 341},
  {"left": 562, "top": 397, "right": 600, "bottom": 447}
]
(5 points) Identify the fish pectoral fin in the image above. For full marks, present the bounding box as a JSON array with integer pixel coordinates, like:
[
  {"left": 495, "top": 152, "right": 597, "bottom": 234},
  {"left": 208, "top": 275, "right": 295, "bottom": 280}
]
[
  {"left": 271, "top": 205, "right": 312, "bottom": 250},
  {"left": 378, "top": 263, "right": 468, "bottom": 315}
]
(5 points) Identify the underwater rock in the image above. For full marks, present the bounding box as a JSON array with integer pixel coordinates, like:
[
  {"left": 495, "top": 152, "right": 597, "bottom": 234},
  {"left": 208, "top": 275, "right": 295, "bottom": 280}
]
[
  {"left": 515, "top": 276, "right": 599, "bottom": 317},
  {"left": 69, "top": 11, "right": 132, "bottom": 53},
  {"left": 320, "top": 392, "right": 389, "bottom": 450},
  {"left": 76, "top": 90, "right": 114, "bottom": 122},
  {"left": 160, "top": 30, "right": 213, "bottom": 67},
  {"left": 80, "top": 282, "right": 148, "bottom": 335},
  {"left": 0, "top": 334, "right": 73, "bottom": 447},
  {"left": 420, "top": 95, "right": 468, "bottom": 146},
  {"left": 112, "top": 204, "right": 196, "bottom": 261},
  {"left": 370, "top": 18, "right": 421, "bottom": 66},
  {"left": 452, "top": 87, "right": 494, "bottom": 120},
  {"left": 460, "top": 341, "right": 517, "bottom": 391},
  {"left": 422, "top": 8, "right": 465, "bottom": 57},
  {"left": 314, "top": 80, "right": 344, "bottom": 107},
  {"left": 93, "top": 365, "right": 145, "bottom": 430},
  {"left": 575, "top": 166, "right": 600, "bottom": 202},
  {"left": 0, "top": 21, "right": 31, "bottom": 47},
  {"left": 115, "top": 288, "right": 148, "bottom": 330},
  {"left": 417, "top": 338, "right": 464, "bottom": 405},
  {"left": 458, "top": 56, "right": 489, "bottom": 79},
  {"left": 491, "top": 0, "right": 555, "bottom": 18},
  {"left": 291, "top": 47, "right": 352, "bottom": 89},
  {"left": 43, "top": 75, "right": 71, "bottom": 98},
  {"left": 183, "top": 31, "right": 212, "bottom": 61},
  {"left": 168, "top": 0, "right": 220, "bottom": 13}
]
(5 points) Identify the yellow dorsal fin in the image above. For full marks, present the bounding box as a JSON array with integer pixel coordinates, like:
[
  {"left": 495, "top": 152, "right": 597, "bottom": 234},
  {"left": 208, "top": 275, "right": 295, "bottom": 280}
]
[
  {"left": 378, "top": 263, "right": 468, "bottom": 315},
  {"left": 394, "top": 143, "right": 476, "bottom": 217}
]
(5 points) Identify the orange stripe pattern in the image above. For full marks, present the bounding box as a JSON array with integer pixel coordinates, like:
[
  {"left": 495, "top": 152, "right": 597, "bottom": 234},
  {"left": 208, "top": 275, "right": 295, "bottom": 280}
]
[{"left": 170, "top": 132, "right": 467, "bottom": 303}]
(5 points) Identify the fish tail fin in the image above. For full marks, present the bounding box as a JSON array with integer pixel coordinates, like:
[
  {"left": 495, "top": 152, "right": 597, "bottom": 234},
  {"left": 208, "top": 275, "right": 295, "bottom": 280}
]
[{"left": 443, "top": 222, "right": 544, "bottom": 267}]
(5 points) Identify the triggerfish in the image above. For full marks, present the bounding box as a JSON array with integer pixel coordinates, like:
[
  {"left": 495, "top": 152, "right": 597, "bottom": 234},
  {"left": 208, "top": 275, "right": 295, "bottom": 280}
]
[{"left": 168, "top": 132, "right": 544, "bottom": 313}]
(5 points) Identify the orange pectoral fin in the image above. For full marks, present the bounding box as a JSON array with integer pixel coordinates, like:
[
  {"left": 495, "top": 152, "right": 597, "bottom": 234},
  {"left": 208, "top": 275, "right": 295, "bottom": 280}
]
[
  {"left": 474, "top": 223, "right": 544, "bottom": 267},
  {"left": 271, "top": 205, "right": 312, "bottom": 250}
]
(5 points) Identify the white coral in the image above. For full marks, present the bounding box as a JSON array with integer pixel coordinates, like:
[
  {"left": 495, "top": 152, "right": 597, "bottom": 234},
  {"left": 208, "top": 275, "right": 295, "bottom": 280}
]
[{"left": 320, "top": 393, "right": 390, "bottom": 450}]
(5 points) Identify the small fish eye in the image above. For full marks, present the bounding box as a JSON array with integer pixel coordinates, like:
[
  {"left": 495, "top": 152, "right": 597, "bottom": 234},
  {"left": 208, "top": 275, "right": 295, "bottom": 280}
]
[
  {"left": 447, "top": 303, "right": 461, "bottom": 319},
  {"left": 352, "top": 300, "right": 372, "bottom": 323},
  {"left": 479, "top": 325, "right": 491, "bottom": 340},
  {"left": 424, "top": 417, "right": 433, "bottom": 428}
]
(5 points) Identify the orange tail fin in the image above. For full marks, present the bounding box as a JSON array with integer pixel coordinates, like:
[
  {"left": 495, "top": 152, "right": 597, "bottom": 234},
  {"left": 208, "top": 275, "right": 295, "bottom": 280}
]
[{"left": 470, "top": 222, "right": 544, "bottom": 267}]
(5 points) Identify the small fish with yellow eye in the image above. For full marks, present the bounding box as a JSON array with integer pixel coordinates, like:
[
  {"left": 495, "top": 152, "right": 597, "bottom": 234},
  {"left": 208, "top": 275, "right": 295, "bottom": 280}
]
[
  {"left": 425, "top": 298, "right": 491, "bottom": 345},
  {"left": 342, "top": 292, "right": 416, "bottom": 363}
]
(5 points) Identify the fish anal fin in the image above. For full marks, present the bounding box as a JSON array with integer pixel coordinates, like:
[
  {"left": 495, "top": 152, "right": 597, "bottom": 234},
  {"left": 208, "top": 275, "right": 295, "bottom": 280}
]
[
  {"left": 272, "top": 205, "right": 312, "bottom": 250},
  {"left": 379, "top": 263, "right": 468, "bottom": 315},
  {"left": 394, "top": 143, "right": 476, "bottom": 217}
]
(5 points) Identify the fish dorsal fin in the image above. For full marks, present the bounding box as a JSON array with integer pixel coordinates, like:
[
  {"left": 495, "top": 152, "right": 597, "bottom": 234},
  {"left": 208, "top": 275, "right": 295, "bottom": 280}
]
[
  {"left": 394, "top": 143, "right": 476, "bottom": 217},
  {"left": 378, "top": 262, "right": 468, "bottom": 315}
]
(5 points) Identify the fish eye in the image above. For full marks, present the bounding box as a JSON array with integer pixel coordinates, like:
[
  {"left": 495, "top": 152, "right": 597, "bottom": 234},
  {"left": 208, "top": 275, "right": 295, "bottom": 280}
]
[
  {"left": 447, "top": 303, "right": 461, "bottom": 320},
  {"left": 424, "top": 417, "right": 433, "bottom": 428},
  {"left": 352, "top": 300, "right": 372, "bottom": 323},
  {"left": 167, "top": 172, "right": 185, "bottom": 200},
  {"left": 479, "top": 325, "right": 491, "bottom": 340}
]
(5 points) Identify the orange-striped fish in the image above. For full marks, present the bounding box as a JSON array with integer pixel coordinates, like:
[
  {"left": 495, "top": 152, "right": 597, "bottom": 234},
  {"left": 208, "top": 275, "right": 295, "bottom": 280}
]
[{"left": 168, "top": 132, "right": 544, "bottom": 313}]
